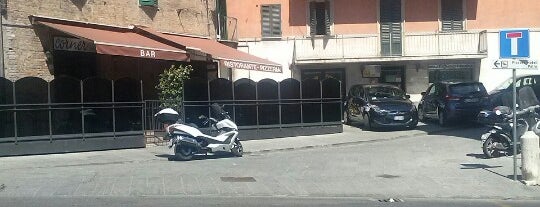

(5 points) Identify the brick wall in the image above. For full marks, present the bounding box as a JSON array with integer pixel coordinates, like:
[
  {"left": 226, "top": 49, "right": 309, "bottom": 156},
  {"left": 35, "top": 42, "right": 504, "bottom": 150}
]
[{"left": 1, "top": 0, "right": 217, "bottom": 81}]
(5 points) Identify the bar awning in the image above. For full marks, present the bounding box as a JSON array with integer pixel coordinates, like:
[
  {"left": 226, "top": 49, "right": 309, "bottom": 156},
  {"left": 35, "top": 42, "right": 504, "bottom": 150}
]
[
  {"left": 136, "top": 27, "right": 282, "bottom": 73},
  {"left": 31, "top": 16, "right": 189, "bottom": 61}
]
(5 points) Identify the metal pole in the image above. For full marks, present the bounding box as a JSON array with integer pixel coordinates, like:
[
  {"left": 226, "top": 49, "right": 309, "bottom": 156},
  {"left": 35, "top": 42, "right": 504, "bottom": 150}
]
[
  {"left": 513, "top": 68, "right": 518, "bottom": 181},
  {"left": 81, "top": 80, "right": 85, "bottom": 141},
  {"left": 111, "top": 80, "right": 116, "bottom": 138},
  {"left": 48, "top": 81, "right": 52, "bottom": 142},
  {"left": 12, "top": 81, "right": 17, "bottom": 144}
]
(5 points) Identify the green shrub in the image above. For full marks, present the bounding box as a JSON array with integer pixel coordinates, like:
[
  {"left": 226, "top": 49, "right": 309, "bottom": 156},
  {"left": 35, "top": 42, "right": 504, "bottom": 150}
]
[{"left": 156, "top": 64, "right": 193, "bottom": 110}]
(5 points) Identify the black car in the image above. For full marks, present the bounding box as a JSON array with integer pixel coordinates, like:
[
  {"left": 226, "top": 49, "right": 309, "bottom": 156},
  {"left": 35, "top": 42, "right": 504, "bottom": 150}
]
[
  {"left": 418, "top": 81, "right": 489, "bottom": 126},
  {"left": 343, "top": 84, "right": 418, "bottom": 130},
  {"left": 488, "top": 75, "right": 540, "bottom": 108}
]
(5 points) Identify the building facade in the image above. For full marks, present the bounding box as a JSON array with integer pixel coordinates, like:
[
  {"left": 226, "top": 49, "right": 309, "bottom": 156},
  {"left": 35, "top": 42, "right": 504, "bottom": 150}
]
[
  {"left": 0, "top": 0, "right": 218, "bottom": 81},
  {"left": 223, "top": 0, "right": 540, "bottom": 101}
]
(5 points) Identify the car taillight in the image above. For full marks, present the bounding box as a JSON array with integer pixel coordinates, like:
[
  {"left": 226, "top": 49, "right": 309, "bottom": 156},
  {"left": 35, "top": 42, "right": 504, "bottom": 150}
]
[{"left": 445, "top": 95, "right": 460, "bottom": 101}]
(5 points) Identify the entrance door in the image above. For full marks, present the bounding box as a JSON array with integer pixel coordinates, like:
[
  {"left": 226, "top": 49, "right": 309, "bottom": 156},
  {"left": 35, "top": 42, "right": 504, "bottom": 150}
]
[
  {"left": 379, "top": 66, "right": 405, "bottom": 90},
  {"left": 380, "top": 0, "right": 402, "bottom": 56},
  {"left": 301, "top": 69, "right": 346, "bottom": 98}
]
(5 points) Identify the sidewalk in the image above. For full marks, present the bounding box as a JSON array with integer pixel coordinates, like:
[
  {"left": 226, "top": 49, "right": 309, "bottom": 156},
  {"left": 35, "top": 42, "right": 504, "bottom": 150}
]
[{"left": 243, "top": 122, "right": 446, "bottom": 153}]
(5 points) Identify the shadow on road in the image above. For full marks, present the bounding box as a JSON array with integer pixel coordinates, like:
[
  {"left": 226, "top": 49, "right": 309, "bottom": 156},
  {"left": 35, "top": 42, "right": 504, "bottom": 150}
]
[{"left": 155, "top": 153, "right": 240, "bottom": 162}]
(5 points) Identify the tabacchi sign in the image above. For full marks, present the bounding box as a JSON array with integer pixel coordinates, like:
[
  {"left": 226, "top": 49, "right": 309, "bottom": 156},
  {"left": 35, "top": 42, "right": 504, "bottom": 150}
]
[
  {"left": 54, "top": 37, "right": 94, "bottom": 52},
  {"left": 222, "top": 60, "right": 282, "bottom": 73}
]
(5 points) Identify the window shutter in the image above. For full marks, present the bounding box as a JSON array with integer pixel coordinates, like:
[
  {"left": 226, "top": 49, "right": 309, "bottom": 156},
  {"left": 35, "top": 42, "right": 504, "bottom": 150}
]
[
  {"left": 271, "top": 5, "right": 282, "bottom": 36},
  {"left": 261, "top": 4, "right": 281, "bottom": 37},
  {"left": 324, "top": 1, "right": 331, "bottom": 35},
  {"left": 309, "top": 2, "right": 316, "bottom": 36},
  {"left": 441, "top": 0, "right": 463, "bottom": 31},
  {"left": 380, "top": 0, "right": 402, "bottom": 56}
]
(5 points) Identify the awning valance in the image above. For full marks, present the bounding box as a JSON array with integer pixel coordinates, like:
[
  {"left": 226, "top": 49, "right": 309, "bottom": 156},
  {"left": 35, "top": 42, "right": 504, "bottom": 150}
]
[
  {"left": 31, "top": 16, "right": 189, "bottom": 62},
  {"left": 136, "top": 27, "right": 283, "bottom": 73}
]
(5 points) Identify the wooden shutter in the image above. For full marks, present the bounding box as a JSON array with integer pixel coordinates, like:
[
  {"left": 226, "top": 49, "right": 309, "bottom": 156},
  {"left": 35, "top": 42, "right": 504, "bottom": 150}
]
[
  {"left": 309, "top": 2, "right": 316, "bottom": 36},
  {"left": 380, "top": 0, "right": 402, "bottom": 56},
  {"left": 441, "top": 0, "right": 463, "bottom": 31},
  {"left": 261, "top": 4, "right": 281, "bottom": 37},
  {"left": 324, "top": 1, "right": 331, "bottom": 35}
]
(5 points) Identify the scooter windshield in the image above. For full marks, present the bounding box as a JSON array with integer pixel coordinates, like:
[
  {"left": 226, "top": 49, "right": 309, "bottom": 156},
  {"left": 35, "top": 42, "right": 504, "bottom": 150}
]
[
  {"left": 210, "top": 103, "right": 230, "bottom": 120},
  {"left": 518, "top": 86, "right": 540, "bottom": 108}
]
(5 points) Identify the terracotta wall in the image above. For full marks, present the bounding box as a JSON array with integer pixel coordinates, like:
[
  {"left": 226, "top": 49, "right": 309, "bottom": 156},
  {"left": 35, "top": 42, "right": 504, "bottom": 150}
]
[
  {"left": 333, "top": 0, "right": 378, "bottom": 34},
  {"left": 404, "top": 0, "right": 439, "bottom": 32},
  {"left": 467, "top": 0, "right": 540, "bottom": 29}
]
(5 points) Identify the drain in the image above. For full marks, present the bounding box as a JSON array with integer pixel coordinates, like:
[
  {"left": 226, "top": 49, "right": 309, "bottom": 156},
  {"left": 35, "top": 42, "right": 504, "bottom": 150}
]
[
  {"left": 220, "top": 177, "right": 256, "bottom": 182},
  {"left": 376, "top": 174, "right": 400, "bottom": 179},
  {"left": 0, "top": 184, "right": 5, "bottom": 192},
  {"left": 379, "top": 198, "right": 404, "bottom": 203}
]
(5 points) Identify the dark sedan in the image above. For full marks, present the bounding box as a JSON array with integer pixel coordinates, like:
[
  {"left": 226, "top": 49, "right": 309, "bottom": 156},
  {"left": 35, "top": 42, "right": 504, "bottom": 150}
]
[{"left": 343, "top": 84, "right": 418, "bottom": 130}]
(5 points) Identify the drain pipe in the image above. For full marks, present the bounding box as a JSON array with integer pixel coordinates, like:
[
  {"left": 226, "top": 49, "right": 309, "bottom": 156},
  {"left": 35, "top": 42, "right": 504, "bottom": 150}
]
[{"left": 0, "top": 13, "right": 4, "bottom": 77}]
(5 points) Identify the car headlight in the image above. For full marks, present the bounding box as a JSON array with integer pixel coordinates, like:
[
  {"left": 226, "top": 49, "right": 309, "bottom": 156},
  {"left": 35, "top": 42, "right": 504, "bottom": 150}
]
[{"left": 369, "top": 105, "right": 388, "bottom": 113}]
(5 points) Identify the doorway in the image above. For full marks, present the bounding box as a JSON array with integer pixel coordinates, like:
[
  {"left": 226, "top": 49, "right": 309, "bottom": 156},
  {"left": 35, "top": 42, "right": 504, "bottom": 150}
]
[{"left": 301, "top": 69, "right": 346, "bottom": 98}]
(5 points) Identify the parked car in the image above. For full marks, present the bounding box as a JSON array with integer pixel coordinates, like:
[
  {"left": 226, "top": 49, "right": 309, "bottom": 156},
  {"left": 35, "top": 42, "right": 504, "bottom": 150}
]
[
  {"left": 343, "top": 84, "right": 418, "bottom": 130},
  {"left": 418, "top": 81, "right": 489, "bottom": 126},
  {"left": 488, "top": 75, "right": 540, "bottom": 108}
]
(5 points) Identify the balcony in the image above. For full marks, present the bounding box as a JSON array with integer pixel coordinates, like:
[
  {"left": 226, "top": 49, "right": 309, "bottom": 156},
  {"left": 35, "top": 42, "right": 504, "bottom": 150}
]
[{"left": 294, "top": 30, "right": 487, "bottom": 63}]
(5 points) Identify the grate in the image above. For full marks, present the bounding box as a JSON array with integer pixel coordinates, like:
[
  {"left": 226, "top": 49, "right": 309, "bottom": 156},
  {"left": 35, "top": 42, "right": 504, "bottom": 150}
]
[
  {"left": 376, "top": 174, "right": 400, "bottom": 179},
  {"left": 0, "top": 184, "right": 5, "bottom": 192},
  {"left": 220, "top": 177, "right": 256, "bottom": 182},
  {"left": 379, "top": 198, "right": 404, "bottom": 203}
]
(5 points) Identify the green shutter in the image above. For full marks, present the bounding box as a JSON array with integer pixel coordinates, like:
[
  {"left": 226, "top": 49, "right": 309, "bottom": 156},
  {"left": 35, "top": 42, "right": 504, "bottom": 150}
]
[
  {"left": 309, "top": 2, "right": 317, "bottom": 36},
  {"left": 139, "top": 0, "right": 158, "bottom": 7},
  {"left": 380, "top": 0, "right": 402, "bottom": 56},
  {"left": 441, "top": 0, "right": 463, "bottom": 31},
  {"left": 261, "top": 4, "right": 281, "bottom": 37}
]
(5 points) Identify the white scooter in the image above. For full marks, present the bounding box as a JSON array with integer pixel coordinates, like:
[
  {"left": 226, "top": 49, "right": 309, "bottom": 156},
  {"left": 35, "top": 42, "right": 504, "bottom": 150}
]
[{"left": 155, "top": 104, "right": 243, "bottom": 161}]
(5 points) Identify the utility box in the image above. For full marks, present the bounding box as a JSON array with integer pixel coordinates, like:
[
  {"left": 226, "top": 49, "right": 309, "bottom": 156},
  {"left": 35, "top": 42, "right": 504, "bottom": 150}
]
[{"left": 139, "top": 0, "right": 158, "bottom": 7}]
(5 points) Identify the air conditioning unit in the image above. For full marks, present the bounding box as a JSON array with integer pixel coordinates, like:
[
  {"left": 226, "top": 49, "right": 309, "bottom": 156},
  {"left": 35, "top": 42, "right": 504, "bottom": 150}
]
[{"left": 139, "top": 0, "right": 158, "bottom": 7}]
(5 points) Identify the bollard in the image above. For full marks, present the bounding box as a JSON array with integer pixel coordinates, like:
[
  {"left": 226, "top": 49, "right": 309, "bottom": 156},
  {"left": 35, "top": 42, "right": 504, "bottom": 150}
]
[{"left": 520, "top": 131, "right": 540, "bottom": 185}]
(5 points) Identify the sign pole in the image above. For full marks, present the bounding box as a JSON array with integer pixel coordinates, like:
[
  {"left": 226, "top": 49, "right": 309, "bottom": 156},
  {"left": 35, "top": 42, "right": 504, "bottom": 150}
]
[{"left": 512, "top": 68, "right": 517, "bottom": 181}]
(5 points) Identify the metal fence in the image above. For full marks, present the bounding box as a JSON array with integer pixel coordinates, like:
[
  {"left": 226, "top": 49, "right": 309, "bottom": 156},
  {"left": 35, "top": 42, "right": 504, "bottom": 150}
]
[
  {"left": 181, "top": 77, "right": 343, "bottom": 130},
  {"left": 0, "top": 76, "right": 144, "bottom": 156}
]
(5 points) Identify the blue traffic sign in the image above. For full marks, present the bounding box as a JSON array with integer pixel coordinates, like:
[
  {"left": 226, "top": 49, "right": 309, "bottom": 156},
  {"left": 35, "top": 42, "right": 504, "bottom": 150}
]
[{"left": 500, "top": 29, "right": 530, "bottom": 58}]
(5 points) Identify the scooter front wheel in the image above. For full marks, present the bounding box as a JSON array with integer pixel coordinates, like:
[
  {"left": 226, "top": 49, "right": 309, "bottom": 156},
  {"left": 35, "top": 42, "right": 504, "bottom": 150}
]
[
  {"left": 482, "top": 135, "right": 509, "bottom": 158},
  {"left": 174, "top": 145, "right": 194, "bottom": 161},
  {"left": 231, "top": 139, "right": 243, "bottom": 157}
]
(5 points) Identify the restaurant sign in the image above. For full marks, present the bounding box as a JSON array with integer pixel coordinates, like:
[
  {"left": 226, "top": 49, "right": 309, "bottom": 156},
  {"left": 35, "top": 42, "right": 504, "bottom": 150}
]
[
  {"left": 53, "top": 37, "right": 94, "bottom": 52},
  {"left": 222, "top": 60, "right": 282, "bottom": 73}
]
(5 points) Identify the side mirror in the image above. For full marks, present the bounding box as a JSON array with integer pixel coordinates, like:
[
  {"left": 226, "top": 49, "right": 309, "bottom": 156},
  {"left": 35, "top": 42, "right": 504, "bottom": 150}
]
[
  {"left": 420, "top": 92, "right": 426, "bottom": 96},
  {"left": 405, "top": 94, "right": 411, "bottom": 99}
]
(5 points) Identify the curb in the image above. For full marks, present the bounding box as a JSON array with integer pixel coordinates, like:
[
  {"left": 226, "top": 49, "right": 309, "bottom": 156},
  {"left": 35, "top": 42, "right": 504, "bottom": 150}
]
[{"left": 244, "top": 126, "right": 460, "bottom": 155}]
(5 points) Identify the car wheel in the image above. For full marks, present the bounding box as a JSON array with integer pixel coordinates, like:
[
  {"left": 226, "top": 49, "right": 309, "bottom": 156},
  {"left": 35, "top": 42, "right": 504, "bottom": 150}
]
[
  {"left": 343, "top": 111, "right": 350, "bottom": 125},
  {"left": 417, "top": 105, "right": 426, "bottom": 122},
  {"left": 437, "top": 108, "right": 448, "bottom": 127},
  {"left": 365, "top": 114, "right": 373, "bottom": 131}
]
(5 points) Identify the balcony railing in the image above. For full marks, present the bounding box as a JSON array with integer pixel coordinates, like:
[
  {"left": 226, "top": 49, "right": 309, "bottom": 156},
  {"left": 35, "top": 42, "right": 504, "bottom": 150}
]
[{"left": 294, "top": 30, "right": 487, "bottom": 62}]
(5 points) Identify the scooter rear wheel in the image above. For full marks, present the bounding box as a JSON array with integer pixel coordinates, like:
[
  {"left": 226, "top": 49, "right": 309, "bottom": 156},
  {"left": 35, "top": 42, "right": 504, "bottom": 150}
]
[
  {"left": 175, "top": 145, "right": 194, "bottom": 161},
  {"left": 231, "top": 139, "right": 243, "bottom": 157}
]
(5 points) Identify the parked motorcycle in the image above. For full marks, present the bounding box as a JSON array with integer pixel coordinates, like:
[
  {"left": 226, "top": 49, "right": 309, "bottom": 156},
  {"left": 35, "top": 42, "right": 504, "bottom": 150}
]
[
  {"left": 478, "top": 86, "right": 540, "bottom": 158},
  {"left": 155, "top": 104, "right": 243, "bottom": 161}
]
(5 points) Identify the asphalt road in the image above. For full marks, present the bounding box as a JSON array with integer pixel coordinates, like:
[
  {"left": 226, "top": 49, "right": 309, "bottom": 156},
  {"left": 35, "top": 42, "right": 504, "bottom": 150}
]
[
  {"left": 1, "top": 124, "right": 540, "bottom": 206},
  {"left": 2, "top": 196, "right": 540, "bottom": 207}
]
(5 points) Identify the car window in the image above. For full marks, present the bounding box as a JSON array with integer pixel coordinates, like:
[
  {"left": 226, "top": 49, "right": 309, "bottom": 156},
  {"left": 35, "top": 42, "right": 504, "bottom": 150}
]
[
  {"left": 428, "top": 84, "right": 437, "bottom": 96},
  {"left": 449, "top": 83, "right": 487, "bottom": 96},
  {"left": 366, "top": 86, "right": 406, "bottom": 100}
]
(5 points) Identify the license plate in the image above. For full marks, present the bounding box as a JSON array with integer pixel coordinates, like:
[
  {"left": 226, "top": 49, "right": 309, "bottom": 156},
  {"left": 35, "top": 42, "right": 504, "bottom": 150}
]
[
  {"left": 464, "top": 98, "right": 479, "bottom": 103},
  {"left": 394, "top": 116, "right": 405, "bottom": 121}
]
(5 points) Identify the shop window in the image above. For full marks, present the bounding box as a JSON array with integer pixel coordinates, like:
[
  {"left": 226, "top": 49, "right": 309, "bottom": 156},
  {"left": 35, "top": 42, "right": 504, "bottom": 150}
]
[
  {"left": 428, "top": 64, "right": 473, "bottom": 83},
  {"left": 441, "top": 0, "right": 464, "bottom": 31},
  {"left": 309, "top": 1, "right": 332, "bottom": 36},
  {"left": 261, "top": 4, "right": 281, "bottom": 38}
]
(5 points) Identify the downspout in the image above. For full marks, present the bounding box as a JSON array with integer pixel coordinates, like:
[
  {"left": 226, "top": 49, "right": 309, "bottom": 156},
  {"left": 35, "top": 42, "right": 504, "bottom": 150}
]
[{"left": 0, "top": 12, "right": 4, "bottom": 77}]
